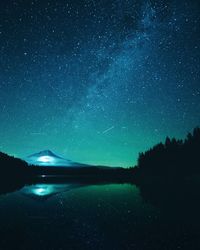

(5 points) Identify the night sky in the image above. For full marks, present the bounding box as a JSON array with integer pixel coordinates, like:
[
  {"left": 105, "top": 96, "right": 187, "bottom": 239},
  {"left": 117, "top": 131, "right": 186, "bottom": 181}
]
[{"left": 0, "top": 0, "right": 199, "bottom": 167}]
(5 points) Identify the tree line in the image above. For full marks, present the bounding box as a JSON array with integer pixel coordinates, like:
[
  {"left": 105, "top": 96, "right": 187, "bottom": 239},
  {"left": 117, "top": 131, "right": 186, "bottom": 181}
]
[
  {"left": 0, "top": 151, "right": 28, "bottom": 180},
  {"left": 134, "top": 127, "right": 200, "bottom": 178},
  {"left": 0, "top": 127, "right": 200, "bottom": 180}
]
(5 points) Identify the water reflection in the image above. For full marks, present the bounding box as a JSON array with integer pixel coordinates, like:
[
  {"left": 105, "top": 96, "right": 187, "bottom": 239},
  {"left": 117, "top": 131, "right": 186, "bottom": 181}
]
[
  {"left": 137, "top": 177, "right": 200, "bottom": 218},
  {"left": 22, "top": 183, "right": 84, "bottom": 200},
  {"left": 0, "top": 182, "right": 200, "bottom": 249}
]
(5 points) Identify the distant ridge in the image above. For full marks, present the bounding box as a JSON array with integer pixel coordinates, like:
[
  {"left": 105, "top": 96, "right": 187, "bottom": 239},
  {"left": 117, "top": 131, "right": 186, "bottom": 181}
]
[{"left": 25, "top": 150, "right": 89, "bottom": 167}]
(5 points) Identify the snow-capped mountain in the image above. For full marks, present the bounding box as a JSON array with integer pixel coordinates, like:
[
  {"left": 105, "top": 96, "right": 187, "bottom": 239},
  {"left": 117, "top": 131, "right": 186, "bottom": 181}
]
[{"left": 25, "top": 150, "right": 88, "bottom": 167}]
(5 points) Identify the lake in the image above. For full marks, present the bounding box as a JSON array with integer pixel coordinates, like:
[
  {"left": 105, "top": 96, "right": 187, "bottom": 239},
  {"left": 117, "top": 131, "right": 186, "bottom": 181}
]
[{"left": 0, "top": 182, "right": 200, "bottom": 250}]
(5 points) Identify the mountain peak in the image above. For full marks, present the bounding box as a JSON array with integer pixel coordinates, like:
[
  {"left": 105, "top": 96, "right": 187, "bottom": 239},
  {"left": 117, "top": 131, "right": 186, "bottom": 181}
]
[
  {"left": 25, "top": 150, "right": 89, "bottom": 167},
  {"left": 36, "top": 150, "right": 58, "bottom": 157},
  {"left": 40, "top": 149, "right": 52, "bottom": 154}
]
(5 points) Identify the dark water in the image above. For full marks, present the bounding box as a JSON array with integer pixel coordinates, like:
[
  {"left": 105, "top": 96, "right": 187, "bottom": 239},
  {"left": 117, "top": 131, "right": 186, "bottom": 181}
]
[{"left": 0, "top": 182, "right": 200, "bottom": 250}]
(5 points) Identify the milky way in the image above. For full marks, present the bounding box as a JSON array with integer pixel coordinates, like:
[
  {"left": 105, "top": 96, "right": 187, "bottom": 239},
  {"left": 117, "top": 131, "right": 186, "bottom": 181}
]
[{"left": 0, "top": 0, "right": 200, "bottom": 166}]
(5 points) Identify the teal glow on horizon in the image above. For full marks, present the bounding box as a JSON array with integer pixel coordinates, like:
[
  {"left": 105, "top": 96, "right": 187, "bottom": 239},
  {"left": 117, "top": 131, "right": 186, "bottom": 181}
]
[{"left": 0, "top": 1, "right": 199, "bottom": 167}]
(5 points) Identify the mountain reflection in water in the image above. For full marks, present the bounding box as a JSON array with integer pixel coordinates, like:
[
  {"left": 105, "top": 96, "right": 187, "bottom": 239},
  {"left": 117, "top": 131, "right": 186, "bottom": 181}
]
[
  {"left": 0, "top": 181, "right": 200, "bottom": 250},
  {"left": 22, "top": 183, "right": 84, "bottom": 200}
]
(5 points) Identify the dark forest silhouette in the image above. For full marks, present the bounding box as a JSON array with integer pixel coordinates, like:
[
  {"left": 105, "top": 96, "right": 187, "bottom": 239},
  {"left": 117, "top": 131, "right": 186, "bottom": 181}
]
[
  {"left": 0, "top": 152, "right": 29, "bottom": 194},
  {"left": 1, "top": 128, "right": 200, "bottom": 250},
  {"left": 133, "top": 127, "right": 200, "bottom": 213},
  {"left": 134, "top": 127, "right": 200, "bottom": 179},
  {"left": 0, "top": 127, "right": 200, "bottom": 196},
  {"left": 0, "top": 151, "right": 28, "bottom": 178},
  {"left": 0, "top": 151, "right": 132, "bottom": 194}
]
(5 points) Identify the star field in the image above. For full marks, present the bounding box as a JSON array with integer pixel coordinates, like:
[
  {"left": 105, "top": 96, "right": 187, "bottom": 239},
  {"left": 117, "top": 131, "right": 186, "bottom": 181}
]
[{"left": 0, "top": 0, "right": 199, "bottom": 167}]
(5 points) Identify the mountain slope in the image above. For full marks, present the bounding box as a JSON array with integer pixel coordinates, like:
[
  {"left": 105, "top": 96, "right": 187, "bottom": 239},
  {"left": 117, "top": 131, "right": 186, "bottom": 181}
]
[{"left": 25, "top": 150, "right": 89, "bottom": 167}]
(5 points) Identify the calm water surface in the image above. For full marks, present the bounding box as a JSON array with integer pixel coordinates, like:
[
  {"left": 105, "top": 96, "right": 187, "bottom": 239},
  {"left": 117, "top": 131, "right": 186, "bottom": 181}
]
[{"left": 0, "top": 182, "right": 199, "bottom": 250}]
